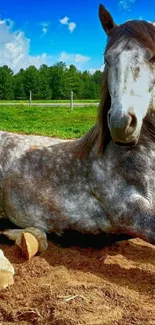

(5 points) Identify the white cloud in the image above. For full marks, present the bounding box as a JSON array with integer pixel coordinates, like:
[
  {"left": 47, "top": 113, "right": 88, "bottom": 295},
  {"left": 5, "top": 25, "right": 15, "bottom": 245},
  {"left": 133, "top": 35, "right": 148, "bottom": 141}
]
[
  {"left": 59, "top": 16, "right": 69, "bottom": 25},
  {"left": 0, "top": 18, "right": 90, "bottom": 73},
  {"left": 0, "top": 18, "right": 49, "bottom": 72},
  {"left": 59, "top": 16, "right": 76, "bottom": 32},
  {"left": 59, "top": 52, "right": 70, "bottom": 60},
  {"left": 119, "top": 0, "right": 136, "bottom": 11},
  {"left": 42, "top": 27, "right": 47, "bottom": 35},
  {"left": 89, "top": 68, "right": 96, "bottom": 74},
  {"left": 59, "top": 51, "right": 90, "bottom": 67},
  {"left": 40, "top": 22, "right": 50, "bottom": 35},
  {"left": 89, "top": 64, "right": 105, "bottom": 74},
  {"left": 74, "top": 54, "right": 90, "bottom": 63},
  {"left": 0, "top": 18, "right": 14, "bottom": 28},
  {"left": 68, "top": 22, "right": 76, "bottom": 32}
]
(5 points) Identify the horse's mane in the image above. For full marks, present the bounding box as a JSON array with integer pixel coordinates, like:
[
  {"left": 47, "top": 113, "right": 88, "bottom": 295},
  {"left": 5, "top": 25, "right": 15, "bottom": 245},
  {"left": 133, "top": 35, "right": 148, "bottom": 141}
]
[
  {"left": 74, "top": 20, "right": 155, "bottom": 158},
  {"left": 107, "top": 20, "right": 155, "bottom": 52},
  {"left": 139, "top": 112, "right": 155, "bottom": 148}
]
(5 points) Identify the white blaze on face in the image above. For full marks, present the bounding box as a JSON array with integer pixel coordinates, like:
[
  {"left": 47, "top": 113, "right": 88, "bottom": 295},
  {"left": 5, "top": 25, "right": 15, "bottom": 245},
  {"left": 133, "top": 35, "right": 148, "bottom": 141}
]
[{"left": 106, "top": 39, "right": 154, "bottom": 138}]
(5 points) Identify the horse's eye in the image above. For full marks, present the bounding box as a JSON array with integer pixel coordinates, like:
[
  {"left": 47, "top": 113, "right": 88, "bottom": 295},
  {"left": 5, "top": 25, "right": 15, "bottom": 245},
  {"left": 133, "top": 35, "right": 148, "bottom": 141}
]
[
  {"left": 150, "top": 55, "right": 155, "bottom": 63},
  {"left": 104, "top": 58, "right": 110, "bottom": 67},
  {"left": 126, "top": 44, "right": 132, "bottom": 50},
  {"left": 145, "top": 51, "right": 155, "bottom": 62}
]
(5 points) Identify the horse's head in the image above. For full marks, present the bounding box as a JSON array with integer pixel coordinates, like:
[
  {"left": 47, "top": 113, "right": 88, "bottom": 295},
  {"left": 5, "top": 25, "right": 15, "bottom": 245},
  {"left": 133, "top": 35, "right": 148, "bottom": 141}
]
[{"left": 99, "top": 4, "right": 155, "bottom": 145}]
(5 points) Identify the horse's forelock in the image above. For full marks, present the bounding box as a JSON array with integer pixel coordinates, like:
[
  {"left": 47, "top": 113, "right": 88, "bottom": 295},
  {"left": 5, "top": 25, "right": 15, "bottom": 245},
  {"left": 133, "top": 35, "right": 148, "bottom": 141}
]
[{"left": 106, "top": 20, "right": 155, "bottom": 53}]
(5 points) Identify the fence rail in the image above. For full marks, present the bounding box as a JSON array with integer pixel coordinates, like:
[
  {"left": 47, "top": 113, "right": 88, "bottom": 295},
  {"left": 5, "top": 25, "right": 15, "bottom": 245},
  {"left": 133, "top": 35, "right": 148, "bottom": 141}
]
[{"left": 0, "top": 102, "right": 99, "bottom": 107}]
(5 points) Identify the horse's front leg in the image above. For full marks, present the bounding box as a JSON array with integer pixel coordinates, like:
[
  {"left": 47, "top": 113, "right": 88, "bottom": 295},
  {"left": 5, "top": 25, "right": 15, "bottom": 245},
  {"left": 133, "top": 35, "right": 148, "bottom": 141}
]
[
  {"left": 117, "top": 199, "right": 155, "bottom": 245},
  {"left": 1, "top": 227, "right": 48, "bottom": 258}
]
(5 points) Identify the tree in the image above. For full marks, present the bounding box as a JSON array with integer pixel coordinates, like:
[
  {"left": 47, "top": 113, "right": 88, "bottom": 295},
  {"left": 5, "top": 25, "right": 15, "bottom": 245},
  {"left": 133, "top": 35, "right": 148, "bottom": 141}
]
[
  {"left": 0, "top": 66, "right": 14, "bottom": 99},
  {"left": 39, "top": 65, "right": 52, "bottom": 99},
  {"left": 49, "top": 62, "right": 71, "bottom": 99},
  {"left": 14, "top": 69, "right": 26, "bottom": 100},
  {"left": 24, "top": 66, "right": 40, "bottom": 99},
  {"left": 0, "top": 62, "right": 101, "bottom": 100},
  {"left": 66, "top": 65, "right": 84, "bottom": 99}
]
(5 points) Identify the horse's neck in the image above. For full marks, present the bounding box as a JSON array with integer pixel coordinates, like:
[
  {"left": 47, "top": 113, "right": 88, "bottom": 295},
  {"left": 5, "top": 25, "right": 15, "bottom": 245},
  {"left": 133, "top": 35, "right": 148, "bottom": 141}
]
[{"left": 91, "top": 139, "right": 155, "bottom": 177}]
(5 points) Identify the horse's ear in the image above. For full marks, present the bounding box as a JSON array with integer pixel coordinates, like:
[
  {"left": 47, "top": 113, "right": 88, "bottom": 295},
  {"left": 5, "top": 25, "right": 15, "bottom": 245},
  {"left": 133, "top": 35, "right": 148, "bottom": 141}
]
[{"left": 99, "top": 4, "right": 117, "bottom": 35}]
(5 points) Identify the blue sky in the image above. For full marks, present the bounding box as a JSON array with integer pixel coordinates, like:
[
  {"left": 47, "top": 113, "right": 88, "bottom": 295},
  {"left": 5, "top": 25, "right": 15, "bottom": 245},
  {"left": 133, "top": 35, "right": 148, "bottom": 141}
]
[{"left": 0, "top": 0, "right": 154, "bottom": 73}]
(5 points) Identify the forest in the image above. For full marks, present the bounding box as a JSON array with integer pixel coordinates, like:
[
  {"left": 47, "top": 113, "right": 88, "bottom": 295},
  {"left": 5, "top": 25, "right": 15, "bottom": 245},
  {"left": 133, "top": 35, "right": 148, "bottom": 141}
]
[{"left": 0, "top": 62, "right": 102, "bottom": 100}]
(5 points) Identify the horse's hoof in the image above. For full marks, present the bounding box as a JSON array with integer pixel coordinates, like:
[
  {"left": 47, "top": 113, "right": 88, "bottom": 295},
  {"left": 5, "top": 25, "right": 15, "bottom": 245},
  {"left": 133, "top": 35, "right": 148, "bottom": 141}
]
[
  {"left": 20, "top": 232, "right": 39, "bottom": 260},
  {"left": 3, "top": 227, "right": 48, "bottom": 259}
]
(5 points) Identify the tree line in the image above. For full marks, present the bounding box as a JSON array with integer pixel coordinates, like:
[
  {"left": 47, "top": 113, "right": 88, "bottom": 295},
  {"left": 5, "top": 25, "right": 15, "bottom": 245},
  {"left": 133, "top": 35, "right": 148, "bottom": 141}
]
[{"left": 0, "top": 62, "right": 103, "bottom": 100}]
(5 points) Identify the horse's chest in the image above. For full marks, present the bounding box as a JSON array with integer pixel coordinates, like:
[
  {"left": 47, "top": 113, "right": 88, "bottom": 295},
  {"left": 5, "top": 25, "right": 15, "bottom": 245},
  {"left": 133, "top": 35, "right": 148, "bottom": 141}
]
[
  {"left": 92, "top": 148, "right": 155, "bottom": 213},
  {"left": 120, "top": 151, "right": 154, "bottom": 190}
]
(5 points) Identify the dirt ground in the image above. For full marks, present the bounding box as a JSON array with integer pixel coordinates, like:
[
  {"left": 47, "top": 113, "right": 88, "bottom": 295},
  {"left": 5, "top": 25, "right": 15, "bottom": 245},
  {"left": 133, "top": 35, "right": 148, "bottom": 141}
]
[{"left": 0, "top": 223, "right": 155, "bottom": 325}]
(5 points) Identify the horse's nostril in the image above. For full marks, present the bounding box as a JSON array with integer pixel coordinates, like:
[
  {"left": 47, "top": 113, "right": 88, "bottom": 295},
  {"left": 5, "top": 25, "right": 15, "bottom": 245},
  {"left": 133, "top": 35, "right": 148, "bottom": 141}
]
[{"left": 129, "top": 114, "right": 137, "bottom": 129}]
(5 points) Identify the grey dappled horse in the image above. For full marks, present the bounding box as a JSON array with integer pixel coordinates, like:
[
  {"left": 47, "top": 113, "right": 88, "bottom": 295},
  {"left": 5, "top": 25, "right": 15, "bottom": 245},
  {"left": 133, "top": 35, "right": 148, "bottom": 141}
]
[{"left": 1, "top": 4, "right": 155, "bottom": 251}]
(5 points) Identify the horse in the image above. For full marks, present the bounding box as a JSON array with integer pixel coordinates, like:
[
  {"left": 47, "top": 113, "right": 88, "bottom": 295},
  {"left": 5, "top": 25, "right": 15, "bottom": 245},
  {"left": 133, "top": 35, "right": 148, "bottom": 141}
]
[{"left": 0, "top": 3, "right": 155, "bottom": 252}]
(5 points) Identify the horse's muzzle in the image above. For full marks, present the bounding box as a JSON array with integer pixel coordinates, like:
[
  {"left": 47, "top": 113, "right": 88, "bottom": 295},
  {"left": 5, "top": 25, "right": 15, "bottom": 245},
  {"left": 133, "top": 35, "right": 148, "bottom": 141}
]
[{"left": 108, "top": 110, "right": 138, "bottom": 143}]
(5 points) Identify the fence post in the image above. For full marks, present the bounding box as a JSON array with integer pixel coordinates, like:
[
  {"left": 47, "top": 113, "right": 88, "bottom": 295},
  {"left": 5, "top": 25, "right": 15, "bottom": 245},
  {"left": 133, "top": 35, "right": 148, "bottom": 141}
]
[
  {"left": 70, "top": 91, "right": 73, "bottom": 110},
  {"left": 29, "top": 91, "right": 32, "bottom": 107}
]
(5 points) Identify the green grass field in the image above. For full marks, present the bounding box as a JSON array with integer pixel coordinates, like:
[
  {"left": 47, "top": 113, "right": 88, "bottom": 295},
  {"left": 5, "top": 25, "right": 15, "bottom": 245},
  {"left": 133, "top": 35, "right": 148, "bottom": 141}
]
[{"left": 0, "top": 105, "right": 98, "bottom": 139}]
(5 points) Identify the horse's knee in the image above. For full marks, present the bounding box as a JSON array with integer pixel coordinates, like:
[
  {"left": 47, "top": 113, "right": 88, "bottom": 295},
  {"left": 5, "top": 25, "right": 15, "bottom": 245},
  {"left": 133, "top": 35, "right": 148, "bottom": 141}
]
[{"left": 3, "top": 227, "right": 48, "bottom": 257}]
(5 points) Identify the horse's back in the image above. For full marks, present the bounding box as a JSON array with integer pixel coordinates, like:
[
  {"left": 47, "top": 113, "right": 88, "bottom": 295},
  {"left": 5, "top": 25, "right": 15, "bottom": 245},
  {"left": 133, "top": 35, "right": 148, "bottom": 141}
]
[
  {"left": 0, "top": 131, "right": 74, "bottom": 229},
  {"left": 0, "top": 130, "right": 67, "bottom": 150}
]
